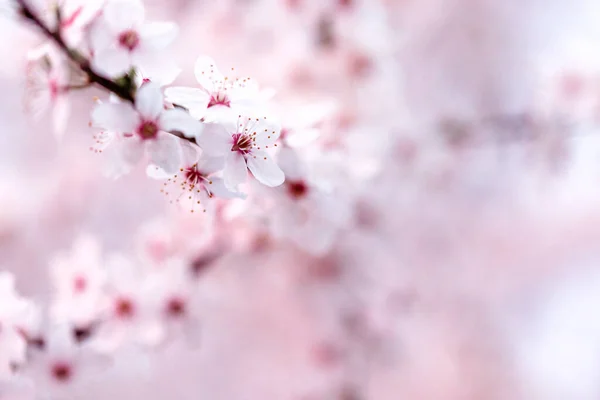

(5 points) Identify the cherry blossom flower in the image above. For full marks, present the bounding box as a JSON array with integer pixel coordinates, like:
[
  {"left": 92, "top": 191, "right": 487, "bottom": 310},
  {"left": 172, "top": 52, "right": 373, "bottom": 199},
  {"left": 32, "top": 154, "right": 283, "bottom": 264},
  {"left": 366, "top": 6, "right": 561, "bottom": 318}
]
[
  {"left": 264, "top": 147, "right": 350, "bottom": 255},
  {"left": 89, "top": 0, "right": 178, "bottom": 77},
  {"left": 49, "top": 235, "right": 107, "bottom": 329},
  {"left": 164, "top": 55, "right": 261, "bottom": 124},
  {"left": 90, "top": 254, "right": 163, "bottom": 353},
  {"left": 198, "top": 116, "right": 285, "bottom": 190},
  {"left": 91, "top": 83, "right": 202, "bottom": 174},
  {"left": 144, "top": 258, "right": 202, "bottom": 343},
  {"left": 24, "top": 323, "right": 109, "bottom": 398},
  {"left": 24, "top": 44, "right": 71, "bottom": 139},
  {"left": 148, "top": 141, "right": 245, "bottom": 213}
]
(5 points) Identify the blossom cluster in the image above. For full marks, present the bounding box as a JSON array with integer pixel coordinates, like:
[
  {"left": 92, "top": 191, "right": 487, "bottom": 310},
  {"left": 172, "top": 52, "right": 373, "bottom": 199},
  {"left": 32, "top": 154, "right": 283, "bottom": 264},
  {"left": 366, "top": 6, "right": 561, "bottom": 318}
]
[
  {"left": 3, "top": 0, "right": 600, "bottom": 399},
  {"left": 21, "top": 0, "right": 291, "bottom": 213}
]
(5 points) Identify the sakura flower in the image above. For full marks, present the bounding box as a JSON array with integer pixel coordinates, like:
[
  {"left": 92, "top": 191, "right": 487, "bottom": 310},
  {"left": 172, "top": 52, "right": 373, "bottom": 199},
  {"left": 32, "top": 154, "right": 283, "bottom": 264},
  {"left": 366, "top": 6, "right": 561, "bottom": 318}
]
[
  {"left": 25, "top": 44, "right": 71, "bottom": 139},
  {"left": 91, "top": 83, "right": 202, "bottom": 174},
  {"left": 24, "top": 323, "right": 109, "bottom": 398},
  {"left": 89, "top": 0, "right": 178, "bottom": 77},
  {"left": 148, "top": 141, "right": 245, "bottom": 213},
  {"left": 164, "top": 55, "right": 261, "bottom": 124},
  {"left": 90, "top": 254, "right": 163, "bottom": 353},
  {"left": 144, "top": 258, "right": 202, "bottom": 343},
  {"left": 198, "top": 116, "right": 285, "bottom": 190},
  {"left": 49, "top": 235, "right": 107, "bottom": 329},
  {"left": 265, "top": 147, "right": 350, "bottom": 255}
]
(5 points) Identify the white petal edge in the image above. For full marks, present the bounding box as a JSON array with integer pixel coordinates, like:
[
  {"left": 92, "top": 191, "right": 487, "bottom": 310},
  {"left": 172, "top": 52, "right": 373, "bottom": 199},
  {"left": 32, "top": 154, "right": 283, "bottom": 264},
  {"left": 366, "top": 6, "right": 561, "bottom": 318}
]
[{"left": 247, "top": 150, "right": 285, "bottom": 187}]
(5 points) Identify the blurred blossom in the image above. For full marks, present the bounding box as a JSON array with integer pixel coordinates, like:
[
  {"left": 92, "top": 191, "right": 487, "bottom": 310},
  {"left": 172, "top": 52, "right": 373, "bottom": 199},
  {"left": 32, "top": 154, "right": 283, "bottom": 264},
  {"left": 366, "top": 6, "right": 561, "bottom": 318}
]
[{"left": 1, "top": 0, "right": 600, "bottom": 398}]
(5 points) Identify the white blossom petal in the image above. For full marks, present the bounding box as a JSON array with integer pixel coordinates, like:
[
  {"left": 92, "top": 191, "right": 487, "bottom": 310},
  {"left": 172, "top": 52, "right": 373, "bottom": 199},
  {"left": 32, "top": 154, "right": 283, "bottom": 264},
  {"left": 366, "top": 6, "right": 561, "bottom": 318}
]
[
  {"left": 252, "top": 118, "right": 281, "bottom": 147},
  {"left": 247, "top": 150, "right": 285, "bottom": 187},
  {"left": 202, "top": 106, "right": 237, "bottom": 125},
  {"left": 92, "top": 48, "right": 131, "bottom": 77},
  {"left": 159, "top": 109, "right": 202, "bottom": 139},
  {"left": 197, "top": 155, "right": 224, "bottom": 175},
  {"left": 208, "top": 177, "right": 245, "bottom": 199},
  {"left": 136, "top": 83, "right": 164, "bottom": 120},
  {"left": 164, "top": 87, "right": 210, "bottom": 118},
  {"left": 136, "top": 58, "right": 181, "bottom": 86},
  {"left": 147, "top": 133, "right": 182, "bottom": 175},
  {"left": 146, "top": 164, "right": 171, "bottom": 179},
  {"left": 88, "top": 18, "right": 113, "bottom": 52},
  {"left": 223, "top": 152, "right": 247, "bottom": 190},
  {"left": 104, "top": 0, "right": 145, "bottom": 32},
  {"left": 180, "top": 141, "right": 201, "bottom": 166},
  {"left": 120, "top": 136, "right": 144, "bottom": 166},
  {"left": 138, "top": 22, "right": 178, "bottom": 50},
  {"left": 196, "top": 123, "right": 232, "bottom": 156},
  {"left": 194, "top": 55, "right": 224, "bottom": 90},
  {"left": 91, "top": 103, "right": 138, "bottom": 133}
]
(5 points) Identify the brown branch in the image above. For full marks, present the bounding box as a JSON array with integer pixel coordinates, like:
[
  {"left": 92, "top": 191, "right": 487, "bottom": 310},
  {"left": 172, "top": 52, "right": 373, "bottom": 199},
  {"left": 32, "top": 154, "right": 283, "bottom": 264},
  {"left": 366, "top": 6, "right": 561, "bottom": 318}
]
[
  {"left": 16, "top": 0, "right": 198, "bottom": 145},
  {"left": 18, "top": 0, "right": 135, "bottom": 103}
]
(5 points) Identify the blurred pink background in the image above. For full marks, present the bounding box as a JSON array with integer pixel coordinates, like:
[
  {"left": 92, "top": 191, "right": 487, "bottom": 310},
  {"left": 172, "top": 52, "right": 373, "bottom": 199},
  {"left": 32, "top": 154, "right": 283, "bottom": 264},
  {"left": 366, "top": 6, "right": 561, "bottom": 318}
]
[{"left": 2, "top": 0, "right": 600, "bottom": 399}]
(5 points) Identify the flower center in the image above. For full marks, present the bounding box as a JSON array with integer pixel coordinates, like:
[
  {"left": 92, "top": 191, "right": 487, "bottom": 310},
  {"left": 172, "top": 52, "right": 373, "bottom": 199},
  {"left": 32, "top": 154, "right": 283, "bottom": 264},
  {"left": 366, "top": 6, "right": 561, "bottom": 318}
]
[
  {"left": 287, "top": 180, "right": 309, "bottom": 199},
  {"left": 207, "top": 91, "right": 231, "bottom": 108},
  {"left": 166, "top": 297, "right": 186, "bottom": 317},
  {"left": 231, "top": 133, "right": 253, "bottom": 153},
  {"left": 114, "top": 297, "right": 135, "bottom": 319},
  {"left": 51, "top": 362, "right": 72, "bottom": 383},
  {"left": 184, "top": 166, "right": 203, "bottom": 184},
  {"left": 137, "top": 121, "right": 159, "bottom": 140},
  {"left": 73, "top": 275, "right": 87, "bottom": 293},
  {"left": 118, "top": 30, "right": 140, "bottom": 51}
]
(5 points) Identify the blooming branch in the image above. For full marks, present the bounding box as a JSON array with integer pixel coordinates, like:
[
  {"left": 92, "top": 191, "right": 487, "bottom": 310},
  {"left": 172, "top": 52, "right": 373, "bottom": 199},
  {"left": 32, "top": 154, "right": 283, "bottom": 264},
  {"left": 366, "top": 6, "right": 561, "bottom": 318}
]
[{"left": 17, "top": 0, "right": 135, "bottom": 103}]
